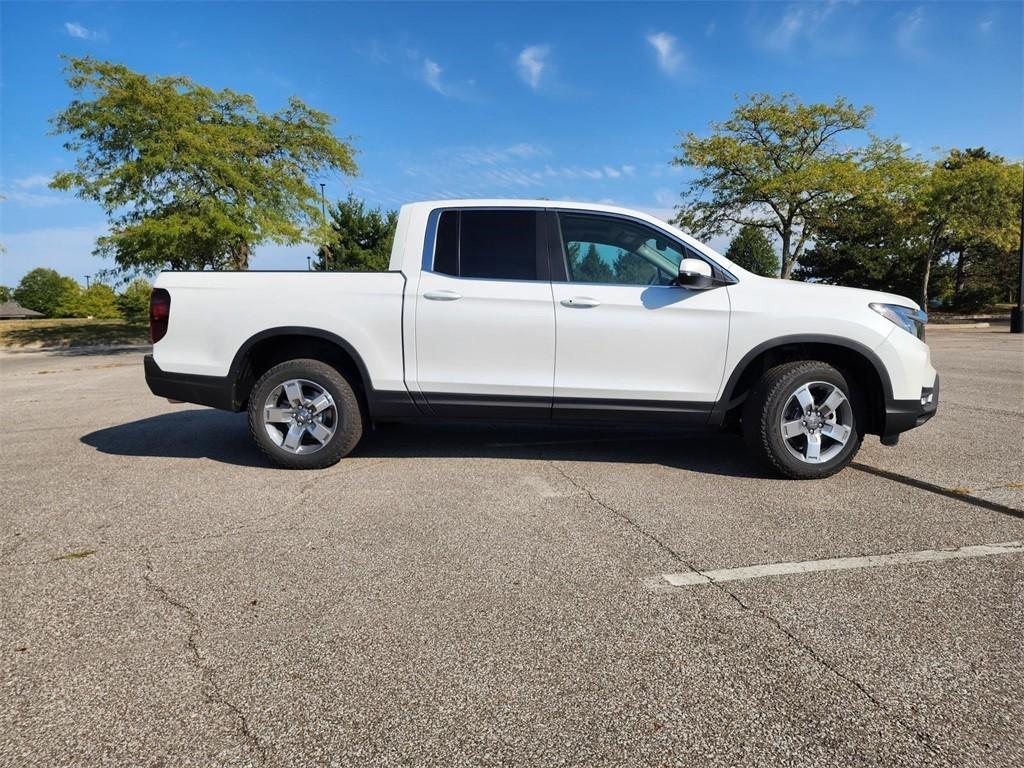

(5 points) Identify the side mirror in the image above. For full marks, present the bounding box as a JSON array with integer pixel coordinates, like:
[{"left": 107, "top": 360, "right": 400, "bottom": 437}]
[{"left": 676, "top": 258, "right": 714, "bottom": 290}]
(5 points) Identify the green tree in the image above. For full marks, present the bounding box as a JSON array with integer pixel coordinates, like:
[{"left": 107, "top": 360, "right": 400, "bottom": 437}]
[
  {"left": 315, "top": 195, "right": 397, "bottom": 271},
  {"left": 672, "top": 93, "right": 905, "bottom": 279},
  {"left": 795, "top": 147, "right": 1021, "bottom": 308},
  {"left": 59, "top": 283, "right": 120, "bottom": 318},
  {"left": 612, "top": 249, "right": 655, "bottom": 285},
  {"left": 922, "top": 148, "right": 1021, "bottom": 308},
  {"left": 572, "top": 243, "right": 614, "bottom": 283},
  {"left": 13, "top": 268, "right": 80, "bottom": 317},
  {"left": 0, "top": 286, "right": 12, "bottom": 303},
  {"left": 724, "top": 225, "right": 779, "bottom": 277},
  {"left": 50, "top": 56, "right": 358, "bottom": 274},
  {"left": 117, "top": 278, "right": 153, "bottom": 321},
  {"left": 795, "top": 154, "right": 931, "bottom": 298}
]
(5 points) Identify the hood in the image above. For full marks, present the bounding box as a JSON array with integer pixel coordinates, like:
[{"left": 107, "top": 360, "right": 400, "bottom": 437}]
[{"left": 745, "top": 275, "right": 921, "bottom": 311}]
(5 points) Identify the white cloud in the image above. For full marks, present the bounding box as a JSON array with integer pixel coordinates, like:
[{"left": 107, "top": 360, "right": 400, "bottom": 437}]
[
  {"left": 760, "top": 0, "right": 857, "bottom": 53},
  {"left": 621, "top": 165, "right": 636, "bottom": 176},
  {"left": 418, "top": 56, "right": 475, "bottom": 99},
  {"left": 453, "top": 143, "right": 549, "bottom": 166},
  {"left": 654, "top": 188, "right": 677, "bottom": 208},
  {"left": 517, "top": 45, "right": 550, "bottom": 89},
  {"left": 423, "top": 58, "right": 444, "bottom": 94},
  {"left": 10, "top": 174, "right": 52, "bottom": 190},
  {"left": 896, "top": 5, "right": 926, "bottom": 56},
  {"left": 977, "top": 14, "right": 994, "bottom": 34},
  {"left": 0, "top": 191, "right": 68, "bottom": 207},
  {"left": 705, "top": 20, "right": 717, "bottom": 37},
  {"left": 647, "top": 32, "right": 684, "bottom": 75},
  {"left": 603, "top": 166, "right": 621, "bottom": 179},
  {"left": 64, "top": 21, "right": 98, "bottom": 40}
]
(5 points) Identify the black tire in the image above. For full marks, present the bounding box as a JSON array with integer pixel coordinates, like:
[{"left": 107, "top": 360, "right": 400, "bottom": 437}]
[
  {"left": 742, "top": 361, "right": 863, "bottom": 480},
  {"left": 247, "top": 358, "right": 363, "bottom": 469}
]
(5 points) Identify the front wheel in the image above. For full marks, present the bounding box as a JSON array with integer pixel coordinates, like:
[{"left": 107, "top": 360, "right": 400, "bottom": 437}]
[
  {"left": 742, "top": 361, "right": 862, "bottom": 479},
  {"left": 247, "top": 358, "right": 363, "bottom": 469}
]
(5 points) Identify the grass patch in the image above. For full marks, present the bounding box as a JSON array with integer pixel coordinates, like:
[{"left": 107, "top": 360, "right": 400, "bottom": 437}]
[
  {"left": 53, "top": 549, "right": 97, "bottom": 561},
  {"left": 0, "top": 318, "right": 148, "bottom": 349}
]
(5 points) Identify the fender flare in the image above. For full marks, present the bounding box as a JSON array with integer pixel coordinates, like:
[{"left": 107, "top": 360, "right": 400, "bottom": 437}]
[
  {"left": 228, "top": 326, "right": 374, "bottom": 409},
  {"left": 712, "top": 333, "right": 894, "bottom": 421}
]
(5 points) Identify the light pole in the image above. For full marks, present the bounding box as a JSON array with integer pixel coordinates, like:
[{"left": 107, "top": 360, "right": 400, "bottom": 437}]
[
  {"left": 306, "top": 255, "right": 312, "bottom": 272},
  {"left": 1011, "top": 168, "right": 1024, "bottom": 334},
  {"left": 320, "top": 183, "right": 327, "bottom": 221},
  {"left": 84, "top": 275, "right": 91, "bottom": 288}
]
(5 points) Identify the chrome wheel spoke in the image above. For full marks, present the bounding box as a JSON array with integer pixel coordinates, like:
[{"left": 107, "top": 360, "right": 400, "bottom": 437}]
[
  {"left": 264, "top": 407, "right": 294, "bottom": 423},
  {"left": 308, "top": 393, "right": 332, "bottom": 415},
  {"left": 804, "top": 432, "right": 822, "bottom": 461},
  {"left": 283, "top": 381, "right": 305, "bottom": 407},
  {"left": 822, "top": 421, "right": 851, "bottom": 445},
  {"left": 307, "top": 422, "right": 332, "bottom": 444},
  {"left": 282, "top": 423, "right": 305, "bottom": 451},
  {"left": 793, "top": 385, "right": 815, "bottom": 412},
  {"left": 782, "top": 419, "right": 805, "bottom": 438},
  {"left": 820, "top": 387, "right": 847, "bottom": 417}
]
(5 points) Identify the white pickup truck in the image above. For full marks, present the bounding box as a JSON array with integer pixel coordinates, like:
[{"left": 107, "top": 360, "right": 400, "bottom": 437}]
[{"left": 145, "top": 199, "right": 938, "bottom": 478}]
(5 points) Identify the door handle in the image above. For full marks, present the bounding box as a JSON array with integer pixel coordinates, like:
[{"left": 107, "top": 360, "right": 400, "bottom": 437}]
[
  {"left": 424, "top": 289, "right": 462, "bottom": 301},
  {"left": 560, "top": 296, "right": 601, "bottom": 308}
]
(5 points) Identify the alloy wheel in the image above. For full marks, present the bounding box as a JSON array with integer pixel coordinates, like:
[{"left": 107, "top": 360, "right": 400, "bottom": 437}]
[
  {"left": 261, "top": 378, "right": 338, "bottom": 454},
  {"left": 779, "top": 381, "right": 854, "bottom": 464}
]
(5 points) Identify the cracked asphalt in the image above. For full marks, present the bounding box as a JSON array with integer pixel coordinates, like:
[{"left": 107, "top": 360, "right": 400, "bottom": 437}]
[{"left": 2, "top": 328, "right": 1022, "bottom": 767}]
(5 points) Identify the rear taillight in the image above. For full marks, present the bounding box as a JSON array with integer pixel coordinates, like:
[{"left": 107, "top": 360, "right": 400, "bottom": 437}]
[{"left": 149, "top": 288, "right": 171, "bottom": 343}]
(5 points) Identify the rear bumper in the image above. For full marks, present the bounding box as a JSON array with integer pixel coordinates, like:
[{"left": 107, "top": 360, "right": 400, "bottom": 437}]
[
  {"left": 883, "top": 374, "right": 939, "bottom": 438},
  {"left": 144, "top": 355, "right": 236, "bottom": 411}
]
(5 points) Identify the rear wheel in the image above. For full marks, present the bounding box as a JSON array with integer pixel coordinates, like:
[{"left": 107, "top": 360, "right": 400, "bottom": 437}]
[
  {"left": 247, "top": 358, "right": 363, "bottom": 469},
  {"left": 742, "top": 361, "right": 862, "bottom": 479}
]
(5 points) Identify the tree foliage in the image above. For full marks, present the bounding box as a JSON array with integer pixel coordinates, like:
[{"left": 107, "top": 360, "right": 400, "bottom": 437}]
[
  {"left": 13, "top": 268, "right": 79, "bottom": 317},
  {"left": 50, "top": 57, "right": 358, "bottom": 273},
  {"left": 0, "top": 286, "right": 12, "bottom": 303},
  {"left": 314, "top": 194, "right": 397, "bottom": 271},
  {"left": 117, "top": 278, "right": 153, "bottom": 321},
  {"left": 672, "top": 93, "right": 906, "bottom": 279},
  {"left": 797, "top": 147, "right": 1021, "bottom": 309},
  {"left": 921, "top": 148, "right": 1021, "bottom": 308},
  {"left": 724, "top": 225, "right": 779, "bottom": 277},
  {"left": 60, "top": 283, "right": 121, "bottom": 319},
  {"left": 571, "top": 243, "right": 614, "bottom": 282}
]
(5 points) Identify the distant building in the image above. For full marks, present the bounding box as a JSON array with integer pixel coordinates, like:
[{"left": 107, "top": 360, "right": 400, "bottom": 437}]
[{"left": 0, "top": 301, "right": 44, "bottom": 319}]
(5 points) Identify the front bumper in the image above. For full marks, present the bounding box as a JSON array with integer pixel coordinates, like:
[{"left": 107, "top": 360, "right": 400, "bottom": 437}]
[
  {"left": 883, "top": 374, "right": 939, "bottom": 438},
  {"left": 144, "top": 355, "right": 235, "bottom": 411}
]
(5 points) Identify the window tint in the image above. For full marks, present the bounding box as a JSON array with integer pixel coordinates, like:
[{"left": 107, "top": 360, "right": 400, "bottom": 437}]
[
  {"left": 431, "top": 209, "right": 539, "bottom": 280},
  {"left": 433, "top": 210, "right": 459, "bottom": 276},
  {"left": 459, "top": 210, "right": 538, "bottom": 280},
  {"left": 559, "top": 213, "right": 685, "bottom": 286}
]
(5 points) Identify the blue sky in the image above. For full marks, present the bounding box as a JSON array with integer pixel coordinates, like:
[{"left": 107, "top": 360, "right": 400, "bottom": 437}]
[{"left": 1, "top": 1, "right": 1021, "bottom": 285}]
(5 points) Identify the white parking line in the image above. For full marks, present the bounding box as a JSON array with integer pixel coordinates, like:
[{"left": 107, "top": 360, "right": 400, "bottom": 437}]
[{"left": 657, "top": 541, "right": 1024, "bottom": 588}]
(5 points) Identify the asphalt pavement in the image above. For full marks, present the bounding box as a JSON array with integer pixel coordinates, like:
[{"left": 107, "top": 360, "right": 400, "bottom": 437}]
[{"left": 1, "top": 328, "right": 1022, "bottom": 767}]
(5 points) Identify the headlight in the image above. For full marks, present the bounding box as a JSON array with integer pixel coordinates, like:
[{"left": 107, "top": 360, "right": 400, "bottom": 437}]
[{"left": 870, "top": 302, "right": 927, "bottom": 340}]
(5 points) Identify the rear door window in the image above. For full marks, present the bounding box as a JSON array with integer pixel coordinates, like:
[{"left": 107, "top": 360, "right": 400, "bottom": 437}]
[{"left": 432, "top": 210, "right": 541, "bottom": 280}]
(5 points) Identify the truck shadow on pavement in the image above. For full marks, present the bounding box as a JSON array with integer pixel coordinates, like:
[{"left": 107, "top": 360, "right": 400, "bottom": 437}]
[{"left": 80, "top": 409, "right": 774, "bottom": 478}]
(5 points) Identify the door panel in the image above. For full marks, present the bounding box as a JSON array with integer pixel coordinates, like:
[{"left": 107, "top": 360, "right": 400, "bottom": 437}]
[
  {"left": 415, "top": 270, "right": 555, "bottom": 412},
  {"left": 551, "top": 282, "right": 731, "bottom": 412}
]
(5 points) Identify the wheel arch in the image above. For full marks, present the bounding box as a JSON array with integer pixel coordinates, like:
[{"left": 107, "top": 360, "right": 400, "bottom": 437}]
[
  {"left": 228, "top": 327, "right": 373, "bottom": 413},
  {"left": 714, "top": 334, "right": 892, "bottom": 435}
]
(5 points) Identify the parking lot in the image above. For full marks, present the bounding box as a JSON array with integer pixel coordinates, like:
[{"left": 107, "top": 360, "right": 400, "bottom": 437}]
[{"left": 1, "top": 327, "right": 1022, "bottom": 767}]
